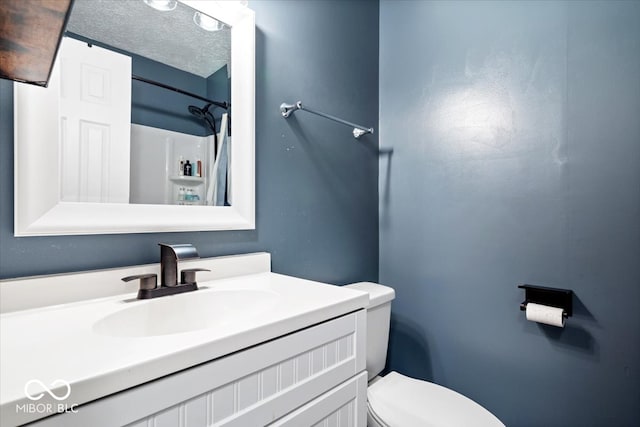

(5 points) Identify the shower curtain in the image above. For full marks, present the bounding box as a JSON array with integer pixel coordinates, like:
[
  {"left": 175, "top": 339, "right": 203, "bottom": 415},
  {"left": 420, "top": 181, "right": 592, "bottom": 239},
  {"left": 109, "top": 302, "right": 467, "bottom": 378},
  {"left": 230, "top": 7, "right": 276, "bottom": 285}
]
[{"left": 206, "top": 113, "right": 229, "bottom": 206}]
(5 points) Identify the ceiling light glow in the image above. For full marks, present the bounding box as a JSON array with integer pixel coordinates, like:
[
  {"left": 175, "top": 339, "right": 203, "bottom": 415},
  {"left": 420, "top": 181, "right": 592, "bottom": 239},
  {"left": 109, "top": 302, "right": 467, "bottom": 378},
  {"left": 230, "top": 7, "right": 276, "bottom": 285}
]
[{"left": 143, "top": 0, "right": 177, "bottom": 12}]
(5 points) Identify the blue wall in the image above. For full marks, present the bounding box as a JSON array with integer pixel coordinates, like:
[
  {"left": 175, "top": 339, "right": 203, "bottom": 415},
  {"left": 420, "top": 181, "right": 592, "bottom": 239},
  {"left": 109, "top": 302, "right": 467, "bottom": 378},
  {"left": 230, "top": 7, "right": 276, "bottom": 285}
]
[
  {"left": 131, "top": 54, "right": 211, "bottom": 136},
  {"left": 0, "top": 1, "right": 379, "bottom": 285},
  {"left": 206, "top": 65, "right": 230, "bottom": 133},
  {"left": 379, "top": 1, "right": 640, "bottom": 426}
]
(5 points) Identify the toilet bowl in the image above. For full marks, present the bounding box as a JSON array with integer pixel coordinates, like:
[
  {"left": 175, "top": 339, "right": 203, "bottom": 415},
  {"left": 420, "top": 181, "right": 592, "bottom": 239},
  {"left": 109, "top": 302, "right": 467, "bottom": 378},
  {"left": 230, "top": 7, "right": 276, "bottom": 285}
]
[{"left": 345, "top": 282, "right": 504, "bottom": 427}]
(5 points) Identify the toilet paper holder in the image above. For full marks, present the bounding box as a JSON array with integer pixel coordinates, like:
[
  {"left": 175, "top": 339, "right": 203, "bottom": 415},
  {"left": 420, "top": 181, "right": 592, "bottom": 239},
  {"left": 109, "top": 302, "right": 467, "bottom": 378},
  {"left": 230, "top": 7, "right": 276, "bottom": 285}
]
[{"left": 518, "top": 284, "right": 573, "bottom": 318}]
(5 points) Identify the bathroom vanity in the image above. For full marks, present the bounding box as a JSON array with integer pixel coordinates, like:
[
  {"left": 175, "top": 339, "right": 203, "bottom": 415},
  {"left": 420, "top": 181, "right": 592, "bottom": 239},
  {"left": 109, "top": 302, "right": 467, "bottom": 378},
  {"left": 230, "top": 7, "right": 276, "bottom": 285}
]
[{"left": 0, "top": 253, "right": 368, "bottom": 426}]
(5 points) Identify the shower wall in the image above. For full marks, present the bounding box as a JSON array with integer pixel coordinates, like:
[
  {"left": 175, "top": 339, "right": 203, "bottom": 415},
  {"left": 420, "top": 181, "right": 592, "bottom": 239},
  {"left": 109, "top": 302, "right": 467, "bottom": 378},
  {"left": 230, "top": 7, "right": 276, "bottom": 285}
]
[{"left": 129, "top": 124, "right": 210, "bottom": 205}]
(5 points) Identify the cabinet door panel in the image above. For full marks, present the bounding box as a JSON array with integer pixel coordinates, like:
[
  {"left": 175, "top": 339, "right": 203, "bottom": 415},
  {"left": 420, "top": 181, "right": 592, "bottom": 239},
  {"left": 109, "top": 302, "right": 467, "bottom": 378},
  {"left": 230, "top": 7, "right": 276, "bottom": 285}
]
[{"left": 270, "top": 372, "right": 368, "bottom": 427}]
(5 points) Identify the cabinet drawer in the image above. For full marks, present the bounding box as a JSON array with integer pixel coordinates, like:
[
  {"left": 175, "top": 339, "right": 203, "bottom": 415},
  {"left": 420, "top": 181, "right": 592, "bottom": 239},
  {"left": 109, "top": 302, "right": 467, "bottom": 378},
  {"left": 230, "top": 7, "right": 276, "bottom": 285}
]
[
  {"left": 30, "top": 310, "right": 366, "bottom": 427},
  {"left": 270, "top": 372, "right": 368, "bottom": 427}
]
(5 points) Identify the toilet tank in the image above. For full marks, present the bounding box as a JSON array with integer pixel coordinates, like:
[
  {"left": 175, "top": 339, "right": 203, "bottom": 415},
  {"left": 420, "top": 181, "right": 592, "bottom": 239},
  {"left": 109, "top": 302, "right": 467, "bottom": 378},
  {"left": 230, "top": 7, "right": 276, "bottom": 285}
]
[{"left": 344, "top": 282, "right": 395, "bottom": 380}]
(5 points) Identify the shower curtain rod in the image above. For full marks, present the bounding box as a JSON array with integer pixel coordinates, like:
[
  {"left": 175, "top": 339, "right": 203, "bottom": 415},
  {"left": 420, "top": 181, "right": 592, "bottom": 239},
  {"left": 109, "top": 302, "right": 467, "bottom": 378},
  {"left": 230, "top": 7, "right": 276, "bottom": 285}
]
[
  {"left": 132, "top": 74, "right": 229, "bottom": 110},
  {"left": 279, "top": 101, "right": 374, "bottom": 139}
]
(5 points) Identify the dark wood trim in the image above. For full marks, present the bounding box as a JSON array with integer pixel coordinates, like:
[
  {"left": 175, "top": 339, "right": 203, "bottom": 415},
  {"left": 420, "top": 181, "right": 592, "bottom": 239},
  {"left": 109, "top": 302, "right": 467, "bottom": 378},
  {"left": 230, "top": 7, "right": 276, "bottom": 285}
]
[{"left": 0, "top": 0, "right": 74, "bottom": 87}]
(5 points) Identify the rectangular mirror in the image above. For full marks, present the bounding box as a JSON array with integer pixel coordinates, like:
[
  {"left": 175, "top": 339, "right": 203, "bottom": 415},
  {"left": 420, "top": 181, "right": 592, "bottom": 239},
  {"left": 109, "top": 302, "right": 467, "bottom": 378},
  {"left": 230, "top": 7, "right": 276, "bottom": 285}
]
[{"left": 14, "top": 0, "right": 255, "bottom": 236}]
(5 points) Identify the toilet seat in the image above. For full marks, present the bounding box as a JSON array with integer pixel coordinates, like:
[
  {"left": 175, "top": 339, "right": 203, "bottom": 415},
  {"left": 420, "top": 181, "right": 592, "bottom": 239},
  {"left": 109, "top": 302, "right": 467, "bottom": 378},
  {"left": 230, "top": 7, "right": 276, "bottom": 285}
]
[{"left": 367, "top": 372, "right": 505, "bottom": 427}]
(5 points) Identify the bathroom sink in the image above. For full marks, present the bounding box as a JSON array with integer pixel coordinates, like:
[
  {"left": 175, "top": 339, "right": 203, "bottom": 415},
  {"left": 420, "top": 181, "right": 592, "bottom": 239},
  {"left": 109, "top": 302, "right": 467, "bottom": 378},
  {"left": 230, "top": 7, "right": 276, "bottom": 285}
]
[{"left": 93, "top": 289, "right": 279, "bottom": 337}]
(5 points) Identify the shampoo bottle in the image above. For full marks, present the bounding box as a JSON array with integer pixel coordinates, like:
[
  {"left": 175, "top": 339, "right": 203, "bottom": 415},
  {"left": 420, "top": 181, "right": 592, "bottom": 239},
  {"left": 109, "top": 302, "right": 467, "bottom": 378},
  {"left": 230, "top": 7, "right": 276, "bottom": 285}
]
[{"left": 184, "top": 160, "right": 192, "bottom": 177}]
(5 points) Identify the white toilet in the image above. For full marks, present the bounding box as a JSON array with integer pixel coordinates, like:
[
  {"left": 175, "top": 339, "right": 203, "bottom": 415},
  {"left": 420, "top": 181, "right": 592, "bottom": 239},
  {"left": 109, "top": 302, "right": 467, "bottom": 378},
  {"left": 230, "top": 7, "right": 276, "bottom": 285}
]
[{"left": 345, "top": 282, "right": 505, "bottom": 427}]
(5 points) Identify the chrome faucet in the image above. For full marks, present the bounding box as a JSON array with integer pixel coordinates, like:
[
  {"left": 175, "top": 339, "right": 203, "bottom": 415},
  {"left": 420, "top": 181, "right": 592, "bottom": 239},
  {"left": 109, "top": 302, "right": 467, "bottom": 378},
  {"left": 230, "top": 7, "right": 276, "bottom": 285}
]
[{"left": 122, "top": 243, "right": 209, "bottom": 299}]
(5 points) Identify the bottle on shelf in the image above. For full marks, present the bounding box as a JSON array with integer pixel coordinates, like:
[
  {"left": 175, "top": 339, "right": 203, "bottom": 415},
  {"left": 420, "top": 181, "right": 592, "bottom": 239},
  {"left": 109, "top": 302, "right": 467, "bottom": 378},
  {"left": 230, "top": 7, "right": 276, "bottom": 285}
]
[
  {"left": 184, "top": 160, "right": 192, "bottom": 177},
  {"left": 178, "top": 156, "right": 184, "bottom": 176},
  {"left": 178, "top": 186, "right": 185, "bottom": 203}
]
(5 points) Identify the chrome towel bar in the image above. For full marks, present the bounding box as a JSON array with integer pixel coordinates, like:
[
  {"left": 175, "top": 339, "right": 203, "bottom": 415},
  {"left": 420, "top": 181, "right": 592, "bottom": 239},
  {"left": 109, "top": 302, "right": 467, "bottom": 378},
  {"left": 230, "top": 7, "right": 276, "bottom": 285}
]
[{"left": 280, "top": 101, "right": 374, "bottom": 139}]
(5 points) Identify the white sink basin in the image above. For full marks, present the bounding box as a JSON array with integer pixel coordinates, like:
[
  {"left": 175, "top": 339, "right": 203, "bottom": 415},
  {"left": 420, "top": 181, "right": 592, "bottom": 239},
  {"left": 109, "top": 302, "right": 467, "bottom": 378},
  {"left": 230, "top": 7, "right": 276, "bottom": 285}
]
[{"left": 93, "top": 289, "right": 280, "bottom": 337}]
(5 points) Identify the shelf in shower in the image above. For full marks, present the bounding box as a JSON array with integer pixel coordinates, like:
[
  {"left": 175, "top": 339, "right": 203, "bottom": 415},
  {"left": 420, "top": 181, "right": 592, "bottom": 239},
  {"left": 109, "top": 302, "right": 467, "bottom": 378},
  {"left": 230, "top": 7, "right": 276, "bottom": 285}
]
[{"left": 170, "top": 176, "right": 204, "bottom": 185}]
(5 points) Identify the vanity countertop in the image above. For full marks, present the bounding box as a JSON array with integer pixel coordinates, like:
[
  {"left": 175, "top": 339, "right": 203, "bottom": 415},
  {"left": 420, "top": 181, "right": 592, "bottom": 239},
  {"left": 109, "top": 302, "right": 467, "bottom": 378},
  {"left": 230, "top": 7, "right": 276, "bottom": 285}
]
[{"left": 0, "top": 272, "right": 368, "bottom": 426}]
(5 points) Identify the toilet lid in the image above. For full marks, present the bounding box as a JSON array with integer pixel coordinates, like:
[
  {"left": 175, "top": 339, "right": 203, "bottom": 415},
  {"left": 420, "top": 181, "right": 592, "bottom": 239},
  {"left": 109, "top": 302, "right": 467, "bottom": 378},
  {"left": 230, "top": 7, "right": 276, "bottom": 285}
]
[{"left": 368, "top": 372, "right": 504, "bottom": 427}]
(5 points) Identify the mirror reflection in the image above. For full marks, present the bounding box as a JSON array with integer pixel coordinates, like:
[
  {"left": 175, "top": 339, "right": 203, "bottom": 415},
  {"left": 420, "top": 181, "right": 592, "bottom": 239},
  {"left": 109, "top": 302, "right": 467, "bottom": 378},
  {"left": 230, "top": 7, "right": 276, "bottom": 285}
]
[{"left": 61, "top": 0, "right": 232, "bottom": 206}]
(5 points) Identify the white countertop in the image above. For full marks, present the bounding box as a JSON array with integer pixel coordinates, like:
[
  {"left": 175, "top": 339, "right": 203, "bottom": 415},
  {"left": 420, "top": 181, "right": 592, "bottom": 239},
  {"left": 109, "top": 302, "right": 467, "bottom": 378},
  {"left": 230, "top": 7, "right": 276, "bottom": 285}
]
[{"left": 0, "top": 272, "right": 368, "bottom": 426}]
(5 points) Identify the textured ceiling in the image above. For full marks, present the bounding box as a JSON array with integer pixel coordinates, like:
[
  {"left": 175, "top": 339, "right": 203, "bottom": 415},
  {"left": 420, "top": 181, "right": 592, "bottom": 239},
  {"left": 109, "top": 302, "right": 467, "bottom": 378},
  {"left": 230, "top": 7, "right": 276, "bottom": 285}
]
[{"left": 67, "top": 0, "right": 230, "bottom": 78}]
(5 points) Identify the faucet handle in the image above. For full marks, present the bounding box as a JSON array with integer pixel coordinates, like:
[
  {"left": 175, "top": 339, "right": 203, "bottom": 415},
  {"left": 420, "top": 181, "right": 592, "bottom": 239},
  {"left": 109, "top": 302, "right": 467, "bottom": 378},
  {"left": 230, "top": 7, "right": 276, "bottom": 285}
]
[
  {"left": 122, "top": 274, "right": 157, "bottom": 290},
  {"left": 180, "top": 268, "right": 210, "bottom": 285}
]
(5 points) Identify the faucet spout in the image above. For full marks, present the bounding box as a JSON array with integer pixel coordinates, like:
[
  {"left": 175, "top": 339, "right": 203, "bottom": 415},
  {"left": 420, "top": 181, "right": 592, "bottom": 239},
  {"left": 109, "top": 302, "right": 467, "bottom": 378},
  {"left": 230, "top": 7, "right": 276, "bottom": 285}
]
[{"left": 159, "top": 243, "right": 199, "bottom": 287}]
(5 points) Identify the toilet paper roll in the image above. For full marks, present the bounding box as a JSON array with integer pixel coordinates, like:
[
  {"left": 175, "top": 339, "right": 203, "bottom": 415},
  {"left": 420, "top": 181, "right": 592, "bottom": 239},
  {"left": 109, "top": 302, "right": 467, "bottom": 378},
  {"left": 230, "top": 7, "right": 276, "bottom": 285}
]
[{"left": 525, "top": 302, "right": 565, "bottom": 327}]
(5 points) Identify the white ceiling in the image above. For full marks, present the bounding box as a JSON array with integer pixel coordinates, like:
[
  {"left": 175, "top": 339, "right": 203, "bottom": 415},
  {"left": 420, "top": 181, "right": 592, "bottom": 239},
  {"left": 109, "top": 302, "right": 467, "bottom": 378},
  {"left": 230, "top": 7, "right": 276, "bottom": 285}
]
[{"left": 67, "top": 0, "right": 230, "bottom": 78}]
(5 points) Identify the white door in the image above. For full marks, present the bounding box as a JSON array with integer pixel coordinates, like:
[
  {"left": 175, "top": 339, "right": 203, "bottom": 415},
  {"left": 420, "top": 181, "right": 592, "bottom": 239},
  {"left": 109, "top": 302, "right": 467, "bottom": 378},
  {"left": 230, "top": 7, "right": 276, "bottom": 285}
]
[{"left": 58, "top": 37, "right": 131, "bottom": 203}]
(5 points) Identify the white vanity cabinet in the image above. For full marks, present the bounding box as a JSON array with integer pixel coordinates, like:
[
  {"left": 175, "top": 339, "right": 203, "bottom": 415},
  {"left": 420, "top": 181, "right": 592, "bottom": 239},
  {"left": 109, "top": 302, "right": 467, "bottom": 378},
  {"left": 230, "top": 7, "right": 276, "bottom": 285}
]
[
  {"left": 1, "top": 254, "right": 370, "bottom": 427},
  {"left": 29, "top": 311, "right": 367, "bottom": 427}
]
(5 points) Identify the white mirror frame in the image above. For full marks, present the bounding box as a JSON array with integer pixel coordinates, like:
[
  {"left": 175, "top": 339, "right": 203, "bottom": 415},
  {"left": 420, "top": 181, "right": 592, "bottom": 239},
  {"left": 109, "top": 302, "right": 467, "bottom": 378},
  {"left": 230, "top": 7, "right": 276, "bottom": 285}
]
[{"left": 14, "top": 1, "right": 254, "bottom": 236}]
